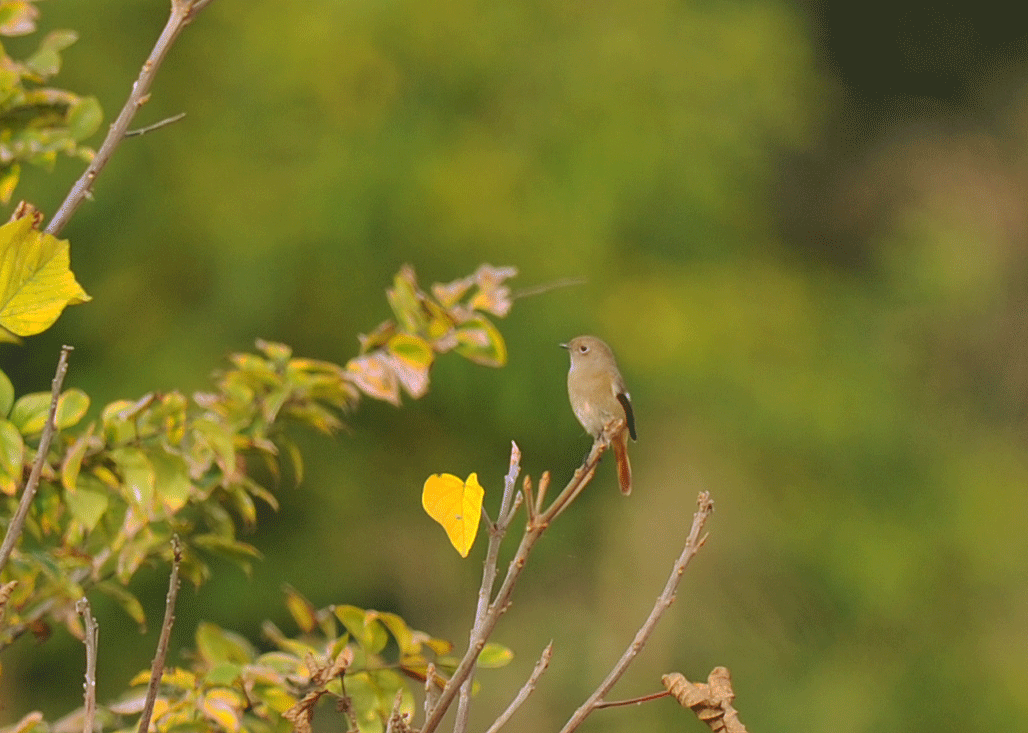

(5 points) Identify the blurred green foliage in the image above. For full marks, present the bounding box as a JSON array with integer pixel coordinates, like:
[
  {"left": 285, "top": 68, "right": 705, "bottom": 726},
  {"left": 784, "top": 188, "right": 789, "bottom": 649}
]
[
  {"left": 2, "top": 0, "right": 1028, "bottom": 732},
  {"left": 0, "top": 1, "right": 101, "bottom": 203}
]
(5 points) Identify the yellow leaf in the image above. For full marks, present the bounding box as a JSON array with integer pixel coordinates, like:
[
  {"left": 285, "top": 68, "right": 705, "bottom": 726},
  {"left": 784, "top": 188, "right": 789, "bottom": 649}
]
[
  {"left": 0, "top": 217, "right": 90, "bottom": 340},
  {"left": 422, "top": 473, "right": 484, "bottom": 557}
]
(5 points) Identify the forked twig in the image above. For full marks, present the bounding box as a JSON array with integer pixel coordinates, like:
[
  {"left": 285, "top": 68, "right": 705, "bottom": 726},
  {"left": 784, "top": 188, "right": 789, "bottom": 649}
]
[
  {"left": 558, "top": 491, "right": 715, "bottom": 733},
  {"left": 137, "top": 536, "right": 183, "bottom": 733},
  {"left": 0, "top": 346, "right": 73, "bottom": 575}
]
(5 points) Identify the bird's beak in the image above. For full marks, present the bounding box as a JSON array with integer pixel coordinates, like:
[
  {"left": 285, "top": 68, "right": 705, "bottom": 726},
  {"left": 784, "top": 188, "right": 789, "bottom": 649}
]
[{"left": 559, "top": 342, "right": 569, "bottom": 349}]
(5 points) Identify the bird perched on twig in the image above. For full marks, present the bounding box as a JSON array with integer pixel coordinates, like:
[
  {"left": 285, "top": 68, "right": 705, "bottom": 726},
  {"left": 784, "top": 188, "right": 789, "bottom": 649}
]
[{"left": 562, "top": 335, "right": 636, "bottom": 495}]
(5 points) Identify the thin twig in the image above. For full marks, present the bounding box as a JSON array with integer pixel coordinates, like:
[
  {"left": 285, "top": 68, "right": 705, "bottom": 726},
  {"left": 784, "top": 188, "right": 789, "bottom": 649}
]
[
  {"left": 558, "top": 491, "right": 715, "bottom": 733},
  {"left": 125, "top": 112, "right": 187, "bottom": 137},
  {"left": 421, "top": 440, "right": 608, "bottom": 733},
  {"left": 484, "top": 642, "right": 553, "bottom": 733},
  {"left": 137, "top": 536, "right": 183, "bottom": 733},
  {"left": 453, "top": 442, "right": 522, "bottom": 733},
  {"left": 75, "top": 597, "right": 99, "bottom": 733},
  {"left": 512, "top": 277, "right": 587, "bottom": 301},
  {"left": 594, "top": 690, "right": 671, "bottom": 708},
  {"left": 46, "top": 0, "right": 218, "bottom": 236},
  {"left": 0, "top": 346, "right": 73, "bottom": 575}
]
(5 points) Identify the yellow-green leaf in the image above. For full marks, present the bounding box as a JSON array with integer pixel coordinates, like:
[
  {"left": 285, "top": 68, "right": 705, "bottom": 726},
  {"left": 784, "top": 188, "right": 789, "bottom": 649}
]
[
  {"left": 202, "top": 687, "right": 245, "bottom": 732},
  {"left": 422, "top": 473, "right": 484, "bottom": 557},
  {"left": 0, "top": 419, "right": 24, "bottom": 496},
  {"left": 9, "top": 391, "right": 49, "bottom": 435},
  {"left": 61, "top": 423, "right": 94, "bottom": 492},
  {"left": 0, "top": 369, "right": 14, "bottom": 417},
  {"left": 477, "top": 642, "right": 514, "bottom": 668},
  {"left": 196, "top": 622, "right": 257, "bottom": 666},
  {"left": 64, "top": 474, "right": 109, "bottom": 531},
  {"left": 454, "top": 317, "right": 507, "bottom": 367},
  {"left": 387, "top": 333, "right": 433, "bottom": 398},
  {"left": 0, "top": 217, "right": 90, "bottom": 340},
  {"left": 55, "top": 388, "right": 89, "bottom": 429},
  {"left": 284, "top": 585, "right": 317, "bottom": 633}
]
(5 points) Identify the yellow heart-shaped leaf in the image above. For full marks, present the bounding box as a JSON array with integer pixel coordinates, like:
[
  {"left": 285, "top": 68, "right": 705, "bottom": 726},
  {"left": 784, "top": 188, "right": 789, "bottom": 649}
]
[{"left": 422, "top": 473, "right": 484, "bottom": 557}]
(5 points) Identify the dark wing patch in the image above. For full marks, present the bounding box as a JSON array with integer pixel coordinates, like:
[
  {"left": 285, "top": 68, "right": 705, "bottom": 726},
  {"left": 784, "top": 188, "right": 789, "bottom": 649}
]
[{"left": 617, "top": 392, "right": 637, "bottom": 441}]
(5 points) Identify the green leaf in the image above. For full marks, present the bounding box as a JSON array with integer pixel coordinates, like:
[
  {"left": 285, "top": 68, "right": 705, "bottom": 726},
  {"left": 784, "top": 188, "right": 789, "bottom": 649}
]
[
  {"left": 64, "top": 474, "right": 109, "bottom": 531},
  {"left": 55, "top": 388, "right": 89, "bottom": 429},
  {"left": 0, "top": 419, "right": 24, "bottom": 496},
  {"left": 61, "top": 423, "right": 94, "bottom": 492},
  {"left": 386, "top": 265, "right": 426, "bottom": 334},
  {"left": 93, "top": 579, "right": 146, "bottom": 626},
  {"left": 26, "top": 29, "right": 79, "bottom": 76},
  {"left": 374, "top": 611, "right": 418, "bottom": 656},
  {"left": 149, "top": 449, "right": 193, "bottom": 513},
  {"left": 67, "top": 96, "right": 102, "bottom": 141},
  {"left": 110, "top": 447, "right": 155, "bottom": 509},
  {"left": 191, "top": 534, "right": 262, "bottom": 572},
  {"left": 9, "top": 391, "right": 50, "bottom": 435},
  {"left": 284, "top": 585, "right": 317, "bottom": 633},
  {"left": 0, "top": 369, "right": 13, "bottom": 417},
  {"left": 477, "top": 642, "right": 514, "bottom": 668},
  {"left": 196, "top": 621, "right": 256, "bottom": 666},
  {"left": 0, "top": 217, "right": 90, "bottom": 340},
  {"left": 334, "top": 605, "right": 389, "bottom": 655}
]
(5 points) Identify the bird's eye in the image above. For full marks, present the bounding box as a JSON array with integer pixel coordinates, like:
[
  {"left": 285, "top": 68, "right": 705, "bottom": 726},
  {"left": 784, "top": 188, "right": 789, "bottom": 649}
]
[{"left": 578, "top": 344, "right": 589, "bottom": 353}]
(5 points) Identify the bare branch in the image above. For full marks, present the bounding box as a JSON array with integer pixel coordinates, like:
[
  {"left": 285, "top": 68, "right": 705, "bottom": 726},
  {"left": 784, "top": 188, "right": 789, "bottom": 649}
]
[
  {"left": 484, "top": 641, "right": 553, "bottom": 733},
  {"left": 0, "top": 346, "right": 73, "bottom": 575},
  {"left": 46, "top": 1, "right": 217, "bottom": 235},
  {"left": 558, "top": 491, "right": 715, "bottom": 733},
  {"left": 125, "top": 112, "right": 187, "bottom": 138},
  {"left": 137, "top": 536, "right": 183, "bottom": 733},
  {"left": 75, "top": 597, "right": 99, "bottom": 733},
  {"left": 453, "top": 442, "right": 522, "bottom": 733}
]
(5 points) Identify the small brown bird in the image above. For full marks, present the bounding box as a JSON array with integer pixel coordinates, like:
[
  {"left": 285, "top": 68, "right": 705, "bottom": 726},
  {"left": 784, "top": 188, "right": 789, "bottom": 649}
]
[{"left": 561, "top": 335, "right": 637, "bottom": 494}]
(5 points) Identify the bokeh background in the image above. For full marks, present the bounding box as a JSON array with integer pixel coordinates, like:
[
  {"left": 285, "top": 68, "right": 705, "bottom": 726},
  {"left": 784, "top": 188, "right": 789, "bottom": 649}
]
[{"left": 3, "top": 0, "right": 1028, "bottom": 731}]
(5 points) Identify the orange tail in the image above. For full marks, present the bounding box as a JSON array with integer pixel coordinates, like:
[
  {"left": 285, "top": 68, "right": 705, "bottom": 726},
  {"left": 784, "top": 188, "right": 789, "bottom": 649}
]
[{"left": 613, "top": 430, "right": 632, "bottom": 495}]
